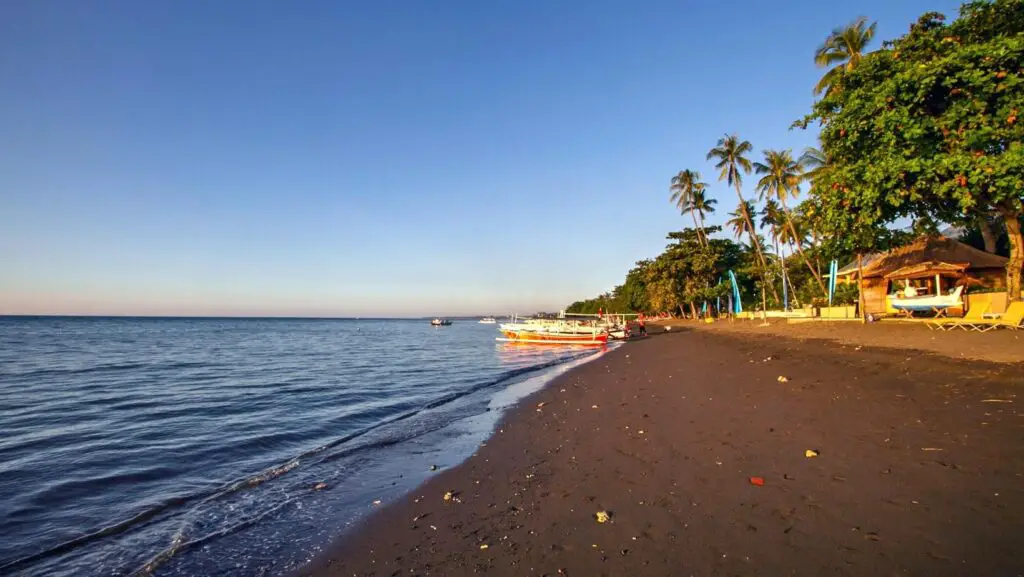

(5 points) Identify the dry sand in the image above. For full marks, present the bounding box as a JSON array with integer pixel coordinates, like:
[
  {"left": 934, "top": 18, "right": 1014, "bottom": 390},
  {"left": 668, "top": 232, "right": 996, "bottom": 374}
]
[
  {"left": 694, "top": 317, "right": 1023, "bottom": 363},
  {"left": 301, "top": 326, "right": 1024, "bottom": 577}
]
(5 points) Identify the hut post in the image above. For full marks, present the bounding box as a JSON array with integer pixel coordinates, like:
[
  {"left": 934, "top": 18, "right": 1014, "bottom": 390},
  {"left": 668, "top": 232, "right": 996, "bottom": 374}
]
[
  {"left": 934, "top": 273, "right": 941, "bottom": 296},
  {"left": 857, "top": 254, "right": 866, "bottom": 323}
]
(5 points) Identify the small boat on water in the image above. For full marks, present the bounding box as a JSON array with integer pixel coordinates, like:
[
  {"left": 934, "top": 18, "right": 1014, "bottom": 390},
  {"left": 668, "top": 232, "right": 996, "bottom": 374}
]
[
  {"left": 431, "top": 318, "right": 452, "bottom": 326},
  {"left": 478, "top": 317, "right": 497, "bottom": 324},
  {"left": 496, "top": 316, "right": 608, "bottom": 345}
]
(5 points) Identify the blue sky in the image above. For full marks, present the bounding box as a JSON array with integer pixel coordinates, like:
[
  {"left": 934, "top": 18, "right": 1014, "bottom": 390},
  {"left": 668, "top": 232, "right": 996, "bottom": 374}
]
[{"left": 0, "top": 0, "right": 963, "bottom": 316}]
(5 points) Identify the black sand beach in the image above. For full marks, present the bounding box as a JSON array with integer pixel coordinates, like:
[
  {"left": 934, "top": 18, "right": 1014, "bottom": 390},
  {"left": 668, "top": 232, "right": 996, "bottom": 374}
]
[{"left": 301, "top": 325, "right": 1024, "bottom": 577}]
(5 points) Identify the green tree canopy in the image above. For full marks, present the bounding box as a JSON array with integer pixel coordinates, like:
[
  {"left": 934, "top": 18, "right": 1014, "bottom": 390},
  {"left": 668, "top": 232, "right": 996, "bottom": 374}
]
[{"left": 800, "top": 0, "right": 1024, "bottom": 299}]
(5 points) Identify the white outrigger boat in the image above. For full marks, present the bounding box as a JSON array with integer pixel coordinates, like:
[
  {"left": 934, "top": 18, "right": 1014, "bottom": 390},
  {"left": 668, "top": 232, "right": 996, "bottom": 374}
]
[
  {"left": 562, "top": 312, "right": 640, "bottom": 340},
  {"left": 497, "top": 315, "right": 608, "bottom": 345},
  {"left": 890, "top": 285, "right": 965, "bottom": 315},
  {"left": 478, "top": 317, "right": 497, "bottom": 324}
]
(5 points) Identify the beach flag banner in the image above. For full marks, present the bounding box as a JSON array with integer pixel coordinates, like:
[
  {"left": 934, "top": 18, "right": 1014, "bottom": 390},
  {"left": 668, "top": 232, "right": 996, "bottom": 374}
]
[
  {"left": 717, "top": 277, "right": 722, "bottom": 315},
  {"left": 827, "top": 259, "right": 838, "bottom": 306},
  {"left": 782, "top": 267, "right": 789, "bottom": 311},
  {"left": 728, "top": 270, "right": 743, "bottom": 313}
]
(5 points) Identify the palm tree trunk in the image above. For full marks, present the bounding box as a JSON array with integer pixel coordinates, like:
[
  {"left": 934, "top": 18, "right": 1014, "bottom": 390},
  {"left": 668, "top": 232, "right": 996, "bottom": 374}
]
[
  {"left": 775, "top": 236, "right": 789, "bottom": 309},
  {"left": 689, "top": 209, "right": 706, "bottom": 247},
  {"left": 779, "top": 199, "right": 827, "bottom": 296},
  {"left": 696, "top": 210, "right": 708, "bottom": 245},
  {"left": 736, "top": 186, "right": 779, "bottom": 302}
]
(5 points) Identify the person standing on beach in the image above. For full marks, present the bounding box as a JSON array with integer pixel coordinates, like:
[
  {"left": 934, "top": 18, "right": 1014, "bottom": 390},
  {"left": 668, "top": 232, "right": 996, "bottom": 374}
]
[{"left": 638, "top": 314, "right": 647, "bottom": 337}]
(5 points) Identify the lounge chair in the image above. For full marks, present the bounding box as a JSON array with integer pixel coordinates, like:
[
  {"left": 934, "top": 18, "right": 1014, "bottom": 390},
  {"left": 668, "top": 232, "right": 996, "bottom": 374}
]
[
  {"left": 959, "top": 301, "right": 1024, "bottom": 332},
  {"left": 926, "top": 302, "right": 989, "bottom": 331}
]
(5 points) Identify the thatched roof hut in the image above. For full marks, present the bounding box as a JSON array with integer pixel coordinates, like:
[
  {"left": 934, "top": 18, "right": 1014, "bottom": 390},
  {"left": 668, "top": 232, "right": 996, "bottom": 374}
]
[{"left": 836, "top": 236, "right": 1008, "bottom": 314}]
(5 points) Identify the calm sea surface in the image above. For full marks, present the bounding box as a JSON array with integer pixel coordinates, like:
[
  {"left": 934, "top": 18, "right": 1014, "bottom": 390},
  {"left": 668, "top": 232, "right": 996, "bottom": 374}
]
[{"left": 0, "top": 317, "right": 604, "bottom": 576}]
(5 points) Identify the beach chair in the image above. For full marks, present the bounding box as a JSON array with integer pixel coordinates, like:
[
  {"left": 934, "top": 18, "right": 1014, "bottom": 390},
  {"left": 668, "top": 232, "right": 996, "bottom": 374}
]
[
  {"left": 959, "top": 301, "right": 1024, "bottom": 332},
  {"left": 926, "top": 302, "right": 988, "bottom": 331}
]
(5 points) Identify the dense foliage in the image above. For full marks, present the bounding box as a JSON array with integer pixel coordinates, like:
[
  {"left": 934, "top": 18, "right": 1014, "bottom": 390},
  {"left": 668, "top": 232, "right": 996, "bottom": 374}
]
[
  {"left": 570, "top": 1, "right": 1024, "bottom": 314},
  {"left": 800, "top": 0, "right": 1024, "bottom": 299}
]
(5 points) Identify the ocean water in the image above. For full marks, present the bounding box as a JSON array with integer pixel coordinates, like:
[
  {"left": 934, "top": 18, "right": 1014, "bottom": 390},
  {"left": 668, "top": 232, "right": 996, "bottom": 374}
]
[{"left": 0, "top": 317, "right": 605, "bottom": 576}]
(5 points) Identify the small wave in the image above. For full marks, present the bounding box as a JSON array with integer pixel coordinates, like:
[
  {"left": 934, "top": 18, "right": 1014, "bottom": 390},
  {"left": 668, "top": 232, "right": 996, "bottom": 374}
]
[
  {"left": 2, "top": 361, "right": 212, "bottom": 379},
  {"left": 0, "top": 350, "right": 596, "bottom": 574}
]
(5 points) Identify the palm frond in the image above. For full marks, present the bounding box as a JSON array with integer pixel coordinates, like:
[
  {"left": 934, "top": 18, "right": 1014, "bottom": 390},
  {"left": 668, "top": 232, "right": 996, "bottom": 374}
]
[{"left": 813, "top": 16, "right": 877, "bottom": 95}]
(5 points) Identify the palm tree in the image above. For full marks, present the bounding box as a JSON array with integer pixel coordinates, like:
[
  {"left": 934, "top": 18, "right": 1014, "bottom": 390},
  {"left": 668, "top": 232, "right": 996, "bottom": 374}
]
[
  {"left": 797, "top": 149, "right": 828, "bottom": 278},
  {"left": 798, "top": 146, "right": 828, "bottom": 184},
  {"left": 753, "top": 149, "right": 828, "bottom": 295},
  {"left": 760, "top": 199, "right": 785, "bottom": 253},
  {"left": 814, "top": 17, "right": 877, "bottom": 95},
  {"left": 706, "top": 134, "right": 768, "bottom": 270},
  {"left": 691, "top": 188, "right": 717, "bottom": 242},
  {"left": 726, "top": 202, "right": 753, "bottom": 240},
  {"left": 760, "top": 199, "right": 792, "bottom": 307},
  {"left": 669, "top": 170, "right": 708, "bottom": 246}
]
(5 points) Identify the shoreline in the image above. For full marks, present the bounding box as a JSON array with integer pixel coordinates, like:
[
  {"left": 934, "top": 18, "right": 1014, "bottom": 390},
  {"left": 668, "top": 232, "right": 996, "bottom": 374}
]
[{"left": 298, "top": 326, "right": 1023, "bottom": 577}]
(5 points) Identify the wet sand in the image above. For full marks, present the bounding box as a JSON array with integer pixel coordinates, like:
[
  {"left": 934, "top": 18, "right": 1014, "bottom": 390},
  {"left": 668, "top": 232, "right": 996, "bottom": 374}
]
[
  {"left": 695, "top": 317, "right": 1024, "bottom": 364},
  {"left": 302, "top": 326, "right": 1024, "bottom": 577}
]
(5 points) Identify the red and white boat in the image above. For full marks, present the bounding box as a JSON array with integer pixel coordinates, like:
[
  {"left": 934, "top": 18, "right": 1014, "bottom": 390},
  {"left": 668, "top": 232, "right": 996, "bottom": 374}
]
[{"left": 496, "top": 317, "right": 608, "bottom": 346}]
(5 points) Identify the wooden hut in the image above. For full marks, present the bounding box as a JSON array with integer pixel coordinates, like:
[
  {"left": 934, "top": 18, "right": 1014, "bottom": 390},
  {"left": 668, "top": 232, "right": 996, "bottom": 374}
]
[{"left": 836, "top": 236, "right": 1008, "bottom": 315}]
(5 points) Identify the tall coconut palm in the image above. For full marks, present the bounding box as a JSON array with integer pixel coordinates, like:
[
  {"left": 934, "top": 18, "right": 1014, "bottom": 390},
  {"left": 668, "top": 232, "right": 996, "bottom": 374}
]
[
  {"left": 761, "top": 199, "right": 795, "bottom": 306},
  {"left": 726, "top": 202, "right": 753, "bottom": 240},
  {"left": 706, "top": 134, "right": 768, "bottom": 269},
  {"left": 814, "top": 17, "right": 877, "bottom": 95},
  {"left": 753, "top": 149, "right": 828, "bottom": 295},
  {"left": 797, "top": 149, "right": 828, "bottom": 278},
  {"left": 669, "top": 170, "right": 708, "bottom": 246},
  {"left": 798, "top": 146, "right": 828, "bottom": 184},
  {"left": 691, "top": 188, "right": 717, "bottom": 242},
  {"left": 760, "top": 199, "right": 785, "bottom": 256}
]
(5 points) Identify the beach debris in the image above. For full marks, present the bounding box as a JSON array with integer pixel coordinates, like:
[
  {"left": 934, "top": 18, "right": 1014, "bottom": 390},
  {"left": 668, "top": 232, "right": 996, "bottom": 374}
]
[
  {"left": 313, "top": 482, "right": 328, "bottom": 491},
  {"left": 981, "top": 399, "right": 1013, "bottom": 403},
  {"left": 638, "top": 430, "right": 645, "bottom": 435},
  {"left": 921, "top": 447, "right": 944, "bottom": 452},
  {"left": 764, "top": 356, "right": 773, "bottom": 362},
  {"left": 592, "top": 405, "right": 599, "bottom": 409},
  {"left": 444, "top": 491, "right": 454, "bottom": 502},
  {"left": 372, "top": 499, "right": 382, "bottom": 505},
  {"left": 805, "top": 449, "right": 820, "bottom": 458},
  {"left": 430, "top": 525, "right": 437, "bottom": 531},
  {"left": 595, "top": 511, "right": 611, "bottom": 523},
  {"left": 749, "top": 476, "right": 765, "bottom": 486},
  {"left": 777, "top": 376, "right": 789, "bottom": 383},
  {"left": 430, "top": 464, "right": 439, "bottom": 471},
  {"left": 479, "top": 544, "right": 489, "bottom": 550}
]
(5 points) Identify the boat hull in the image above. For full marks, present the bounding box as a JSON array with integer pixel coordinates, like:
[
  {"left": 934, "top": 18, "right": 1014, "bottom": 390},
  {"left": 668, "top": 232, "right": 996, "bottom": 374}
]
[{"left": 499, "top": 330, "right": 608, "bottom": 345}]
